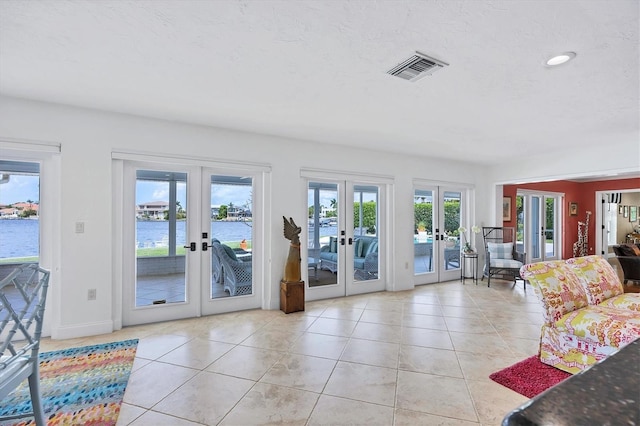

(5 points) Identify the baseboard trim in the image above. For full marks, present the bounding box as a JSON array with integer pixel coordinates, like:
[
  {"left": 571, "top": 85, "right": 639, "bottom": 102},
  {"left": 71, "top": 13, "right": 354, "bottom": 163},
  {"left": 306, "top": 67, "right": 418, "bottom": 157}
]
[{"left": 51, "top": 320, "right": 114, "bottom": 340}]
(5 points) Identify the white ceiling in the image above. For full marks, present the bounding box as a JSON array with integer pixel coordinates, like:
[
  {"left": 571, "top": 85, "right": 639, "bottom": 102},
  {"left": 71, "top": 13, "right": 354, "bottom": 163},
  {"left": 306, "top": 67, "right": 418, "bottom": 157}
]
[{"left": 1, "top": 0, "right": 638, "bottom": 168}]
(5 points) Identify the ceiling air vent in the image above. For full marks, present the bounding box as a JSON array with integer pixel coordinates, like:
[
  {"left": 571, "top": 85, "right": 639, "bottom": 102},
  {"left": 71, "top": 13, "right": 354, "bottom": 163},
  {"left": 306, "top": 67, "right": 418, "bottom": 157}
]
[{"left": 387, "top": 51, "right": 449, "bottom": 82}]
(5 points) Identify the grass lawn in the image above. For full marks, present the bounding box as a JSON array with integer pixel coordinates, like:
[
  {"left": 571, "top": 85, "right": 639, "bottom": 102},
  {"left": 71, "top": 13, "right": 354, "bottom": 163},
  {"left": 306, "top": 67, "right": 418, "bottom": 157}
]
[{"left": 1, "top": 240, "right": 251, "bottom": 262}]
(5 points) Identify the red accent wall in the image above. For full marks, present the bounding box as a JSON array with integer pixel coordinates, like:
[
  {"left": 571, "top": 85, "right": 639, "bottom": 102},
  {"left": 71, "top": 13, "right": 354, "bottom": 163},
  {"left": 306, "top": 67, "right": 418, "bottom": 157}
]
[{"left": 504, "top": 178, "right": 640, "bottom": 259}]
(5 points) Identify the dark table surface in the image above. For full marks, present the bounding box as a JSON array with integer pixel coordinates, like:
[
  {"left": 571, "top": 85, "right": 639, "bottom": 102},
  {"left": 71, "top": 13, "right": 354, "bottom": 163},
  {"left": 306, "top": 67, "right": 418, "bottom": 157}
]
[{"left": 502, "top": 338, "right": 640, "bottom": 426}]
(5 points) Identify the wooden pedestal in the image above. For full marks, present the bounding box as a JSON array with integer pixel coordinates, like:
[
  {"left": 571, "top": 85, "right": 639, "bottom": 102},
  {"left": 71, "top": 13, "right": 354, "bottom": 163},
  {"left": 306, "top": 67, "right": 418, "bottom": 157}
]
[{"left": 280, "top": 280, "right": 305, "bottom": 314}]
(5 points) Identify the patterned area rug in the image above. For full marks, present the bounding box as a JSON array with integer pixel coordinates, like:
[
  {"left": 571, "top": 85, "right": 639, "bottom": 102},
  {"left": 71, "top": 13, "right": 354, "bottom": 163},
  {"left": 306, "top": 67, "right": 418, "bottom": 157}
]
[
  {"left": 489, "top": 355, "right": 571, "bottom": 399},
  {"left": 0, "top": 339, "right": 138, "bottom": 426}
]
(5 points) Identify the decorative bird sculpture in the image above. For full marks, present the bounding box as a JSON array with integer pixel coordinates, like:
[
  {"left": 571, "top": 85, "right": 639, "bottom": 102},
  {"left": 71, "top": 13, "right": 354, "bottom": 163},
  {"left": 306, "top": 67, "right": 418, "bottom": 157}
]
[{"left": 283, "top": 216, "right": 302, "bottom": 283}]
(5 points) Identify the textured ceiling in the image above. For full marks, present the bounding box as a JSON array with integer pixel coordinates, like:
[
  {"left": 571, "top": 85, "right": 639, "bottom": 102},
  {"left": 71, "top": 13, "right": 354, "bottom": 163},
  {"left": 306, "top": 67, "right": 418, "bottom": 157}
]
[{"left": 0, "top": 0, "right": 638, "bottom": 167}]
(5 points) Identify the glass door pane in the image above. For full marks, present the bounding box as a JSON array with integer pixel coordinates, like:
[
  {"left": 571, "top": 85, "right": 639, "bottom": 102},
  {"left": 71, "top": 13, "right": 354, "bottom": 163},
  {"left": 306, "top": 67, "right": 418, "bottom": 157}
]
[
  {"left": 209, "top": 175, "right": 253, "bottom": 299},
  {"left": 414, "top": 189, "right": 434, "bottom": 275},
  {"left": 0, "top": 160, "right": 40, "bottom": 313},
  {"left": 545, "top": 197, "right": 556, "bottom": 258},
  {"left": 530, "top": 195, "right": 542, "bottom": 261},
  {"left": 353, "top": 185, "right": 379, "bottom": 282},
  {"left": 135, "top": 170, "right": 187, "bottom": 307},
  {"left": 308, "top": 182, "right": 339, "bottom": 288},
  {"left": 516, "top": 195, "right": 525, "bottom": 254},
  {"left": 441, "top": 191, "right": 462, "bottom": 277},
  {"left": 520, "top": 192, "right": 561, "bottom": 263}
]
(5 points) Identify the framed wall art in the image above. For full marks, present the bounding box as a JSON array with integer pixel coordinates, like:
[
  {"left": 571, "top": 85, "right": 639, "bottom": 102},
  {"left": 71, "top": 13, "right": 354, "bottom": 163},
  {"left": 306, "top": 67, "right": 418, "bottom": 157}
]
[
  {"left": 569, "top": 202, "right": 578, "bottom": 216},
  {"left": 624, "top": 205, "right": 628, "bottom": 218},
  {"left": 502, "top": 197, "right": 511, "bottom": 221},
  {"left": 630, "top": 206, "right": 637, "bottom": 222}
]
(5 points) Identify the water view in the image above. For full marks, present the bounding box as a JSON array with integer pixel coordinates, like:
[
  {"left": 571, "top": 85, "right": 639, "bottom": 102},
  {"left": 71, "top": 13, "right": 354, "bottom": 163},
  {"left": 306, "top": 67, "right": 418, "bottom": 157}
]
[{"left": 1, "top": 219, "right": 338, "bottom": 258}]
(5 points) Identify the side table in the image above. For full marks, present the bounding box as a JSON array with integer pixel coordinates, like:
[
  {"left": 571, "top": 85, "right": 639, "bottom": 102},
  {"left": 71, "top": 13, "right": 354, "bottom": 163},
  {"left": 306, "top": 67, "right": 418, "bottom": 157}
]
[{"left": 461, "top": 252, "right": 478, "bottom": 284}]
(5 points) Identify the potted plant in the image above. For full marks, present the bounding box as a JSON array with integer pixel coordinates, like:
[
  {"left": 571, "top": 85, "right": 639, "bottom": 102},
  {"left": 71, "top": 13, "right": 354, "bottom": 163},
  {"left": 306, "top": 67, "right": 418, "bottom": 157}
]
[{"left": 417, "top": 222, "right": 428, "bottom": 242}]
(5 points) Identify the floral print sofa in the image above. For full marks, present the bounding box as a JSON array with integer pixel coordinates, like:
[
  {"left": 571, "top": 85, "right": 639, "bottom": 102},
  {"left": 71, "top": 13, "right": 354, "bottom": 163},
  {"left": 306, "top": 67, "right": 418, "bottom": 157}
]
[{"left": 521, "top": 255, "right": 640, "bottom": 374}]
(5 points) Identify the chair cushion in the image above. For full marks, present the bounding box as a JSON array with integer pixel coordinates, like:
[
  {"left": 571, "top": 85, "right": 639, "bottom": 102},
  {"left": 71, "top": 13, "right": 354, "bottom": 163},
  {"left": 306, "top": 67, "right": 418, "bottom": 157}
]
[
  {"left": 490, "top": 258, "right": 522, "bottom": 269},
  {"left": 0, "top": 354, "right": 30, "bottom": 384},
  {"left": 222, "top": 244, "right": 237, "bottom": 261},
  {"left": 354, "top": 258, "right": 366, "bottom": 270},
  {"left": 487, "top": 242, "right": 513, "bottom": 260}
]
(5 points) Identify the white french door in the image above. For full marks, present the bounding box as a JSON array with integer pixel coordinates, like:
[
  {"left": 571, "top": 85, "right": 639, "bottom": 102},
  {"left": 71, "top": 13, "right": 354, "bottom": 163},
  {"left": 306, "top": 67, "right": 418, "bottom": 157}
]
[
  {"left": 517, "top": 191, "right": 561, "bottom": 263},
  {"left": 414, "top": 185, "right": 468, "bottom": 284},
  {"left": 305, "top": 176, "right": 387, "bottom": 301},
  {"left": 120, "top": 160, "right": 263, "bottom": 326},
  {"left": 0, "top": 142, "right": 60, "bottom": 338}
]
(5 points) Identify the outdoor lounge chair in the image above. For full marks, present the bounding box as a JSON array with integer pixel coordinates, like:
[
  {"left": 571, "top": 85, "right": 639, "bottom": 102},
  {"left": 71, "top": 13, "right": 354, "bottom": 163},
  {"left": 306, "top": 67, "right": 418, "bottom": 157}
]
[
  {"left": 0, "top": 264, "right": 51, "bottom": 426},
  {"left": 212, "top": 241, "right": 252, "bottom": 296}
]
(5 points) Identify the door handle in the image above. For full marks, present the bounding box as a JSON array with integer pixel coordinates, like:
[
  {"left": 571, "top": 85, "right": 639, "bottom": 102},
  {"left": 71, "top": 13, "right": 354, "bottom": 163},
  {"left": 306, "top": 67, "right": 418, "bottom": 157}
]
[
  {"left": 340, "top": 238, "right": 346, "bottom": 245},
  {"left": 202, "top": 242, "right": 213, "bottom": 251},
  {"left": 183, "top": 242, "right": 196, "bottom": 251},
  {"left": 348, "top": 237, "right": 353, "bottom": 245}
]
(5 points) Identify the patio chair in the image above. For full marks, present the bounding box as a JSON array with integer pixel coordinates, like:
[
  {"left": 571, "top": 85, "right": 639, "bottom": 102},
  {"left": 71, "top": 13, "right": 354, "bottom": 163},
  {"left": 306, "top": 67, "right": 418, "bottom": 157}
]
[
  {"left": 0, "top": 264, "right": 51, "bottom": 426},
  {"left": 481, "top": 227, "right": 525, "bottom": 288},
  {"left": 212, "top": 242, "right": 252, "bottom": 296}
]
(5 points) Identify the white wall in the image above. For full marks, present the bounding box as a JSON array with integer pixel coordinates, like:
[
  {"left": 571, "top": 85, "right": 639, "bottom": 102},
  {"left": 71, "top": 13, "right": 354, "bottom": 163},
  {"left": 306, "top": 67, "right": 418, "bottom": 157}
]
[
  {"left": 0, "top": 96, "right": 485, "bottom": 338},
  {"left": 3, "top": 95, "right": 636, "bottom": 338}
]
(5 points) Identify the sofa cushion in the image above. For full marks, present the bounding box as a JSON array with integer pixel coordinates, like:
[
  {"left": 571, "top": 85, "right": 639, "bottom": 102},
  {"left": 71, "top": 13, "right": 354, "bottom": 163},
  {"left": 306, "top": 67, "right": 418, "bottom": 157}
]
[
  {"left": 566, "top": 255, "right": 624, "bottom": 305},
  {"left": 520, "top": 260, "right": 590, "bottom": 323},
  {"left": 599, "top": 294, "right": 640, "bottom": 312},
  {"left": 330, "top": 237, "right": 338, "bottom": 253},
  {"left": 487, "top": 242, "right": 513, "bottom": 260},
  {"left": 554, "top": 305, "right": 640, "bottom": 347}
]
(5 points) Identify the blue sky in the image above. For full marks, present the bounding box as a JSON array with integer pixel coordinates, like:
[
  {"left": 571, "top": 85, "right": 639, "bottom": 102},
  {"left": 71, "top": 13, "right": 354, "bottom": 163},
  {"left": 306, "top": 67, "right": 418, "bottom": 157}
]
[
  {"left": 2, "top": 175, "right": 375, "bottom": 209},
  {"left": 0, "top": 175, "right": 40, "bottom": 205},
  {"left": 1, "top": 176, "right": 253, "bottom": 208},
  {"left": 137, "top": 181, "right": 253, "bottom": 209}
]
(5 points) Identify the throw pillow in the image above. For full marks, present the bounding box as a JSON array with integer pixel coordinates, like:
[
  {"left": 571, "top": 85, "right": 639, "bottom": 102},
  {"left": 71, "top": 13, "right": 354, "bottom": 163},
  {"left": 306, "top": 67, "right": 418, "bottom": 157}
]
[
  {"left": 367, "top": 241, "right": 378, "bottom": 256},
  {"left": 623, "top": 243, "right": 640, "bottom": 256},
  {"left": 354, "top": 239, "right": 364, "bottom": 257},
  {"left": 487, "top": 242, "right": 513, "bottom": 260},
  {"left": 222, "top": 244, "right": 237, "bottom": 261},
  {"left": 330, "top": 237, "right": 337, "bottom": 253}
]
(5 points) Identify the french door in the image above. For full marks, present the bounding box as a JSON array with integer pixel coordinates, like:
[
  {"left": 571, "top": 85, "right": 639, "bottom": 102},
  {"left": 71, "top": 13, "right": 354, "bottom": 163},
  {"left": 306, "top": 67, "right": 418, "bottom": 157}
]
[
  {"left": 414, "top": 185, "right": 467, "bottom": 284},
  {"left": 517, "top": 191, "right": 561, "bottom": 263},
  {"left": 121, "top": 161, "right": 263, "bottom": 326},
  {"left": 0, "top": 143, "right": 60, "bottom": 338},
  {"left": 305, "top": 177, "right": 387, "bottom": 301}
]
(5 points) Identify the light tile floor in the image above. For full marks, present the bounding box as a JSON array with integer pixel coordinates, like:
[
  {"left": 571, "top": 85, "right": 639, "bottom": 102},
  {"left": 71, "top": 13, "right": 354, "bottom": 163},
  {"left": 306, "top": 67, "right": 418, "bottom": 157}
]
[{"left": 40, "top": 278, "right": 542, "bottom": 425}]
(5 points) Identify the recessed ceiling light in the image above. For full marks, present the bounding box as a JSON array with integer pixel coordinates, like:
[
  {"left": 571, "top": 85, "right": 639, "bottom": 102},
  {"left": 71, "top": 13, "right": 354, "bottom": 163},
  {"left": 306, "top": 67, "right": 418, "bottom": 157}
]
[{"left": 545, "top": 52, "right": 576, "bottom": 67}]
